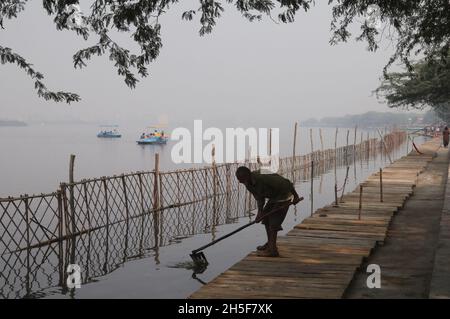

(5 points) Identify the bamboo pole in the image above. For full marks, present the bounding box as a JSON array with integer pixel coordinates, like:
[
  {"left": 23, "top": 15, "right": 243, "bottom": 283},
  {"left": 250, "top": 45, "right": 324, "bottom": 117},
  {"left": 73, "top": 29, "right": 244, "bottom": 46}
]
[
  {"left": 121, "top": 174, "right": 130, "bottom": 258},
  {"left": 82, "top": 182, "right": 91, "bottom": 232},
  {"left": 138, "top": 173, "right": 145, "bottom": 252},
  {"left": 367, "top": 132, "right": 370, "bottom": 159},
  {"left": 319, "top": 128, "right": 324, "bottom": 155},
  {"left": 24, "top": 196, "right": 31, "bottom": 296},
  {"left": 102, "top": 177, "right": 110, "bottom": 273},
  {"left": 334, "top": 184, "right": 339, "bottom": 207},
  {"left": 69, "top": 154, "right": 76, "bottom": 236},
  {"left": 57, "top": 190, "right": 64, "bottom": 287},
  {"left": 358, "top": 185, "right": 363, "bottom": 220},
  {"left": 406, "top": 133, "right": 410, "bottom": 155},
  {"left": 212, "top": 145, "right": 218, "bottom": 227},
  {"left": 334, "top": 128, "right": 338, "bottom": 195},
  {"left": 176, "top": 172, "right": 181, "bottom": 236},
  {"left": 292, "top": 122, "right": 298, "bottom": 176},
  {"left": 225, "top": 164, "right": 231, "bottom": 222},
  {"left": 377, "top": 128, "right": 393, "bottom": 164},
  {"left": 380, "top": 168, "right": 384, "bottom": 203},
  {"left": 159, "top": 172, "right": 163, "bottom": 245},
  {"left": 340, "top": 166, "right": 350, "bottom": 202},
  {"left": 310, "top": 160, "right": 314, "bottom": 216},
  {"left": 269, "top": 128, "right": 272, "bottom": 159},
  {"left": 345, "top": 130, "right": 350, "bottom": 165},
  {"left": 360, "top": 131, "right": 363, "bottom": 155},
  {"left": 191, "top": 170, "right": 195, "bottom": 234},
  {"left": 60, "top": 183, "right": 70, "bottom": 236},
  {"left": 153, "top": 153, "right": 160, "bottom": 248}
]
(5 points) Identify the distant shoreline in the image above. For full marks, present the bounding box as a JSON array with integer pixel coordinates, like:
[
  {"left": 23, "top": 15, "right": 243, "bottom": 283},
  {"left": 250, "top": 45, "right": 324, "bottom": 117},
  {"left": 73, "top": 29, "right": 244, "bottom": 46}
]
[{"left": 0, "top": 120, "right": 27, "bottom": 127}]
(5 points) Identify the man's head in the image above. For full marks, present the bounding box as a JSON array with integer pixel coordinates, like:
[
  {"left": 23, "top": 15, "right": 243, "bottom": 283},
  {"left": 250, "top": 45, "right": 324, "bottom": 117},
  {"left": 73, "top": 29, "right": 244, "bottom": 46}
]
[{"left": 235, "top": 166, "right": 252, "bottom": 185}]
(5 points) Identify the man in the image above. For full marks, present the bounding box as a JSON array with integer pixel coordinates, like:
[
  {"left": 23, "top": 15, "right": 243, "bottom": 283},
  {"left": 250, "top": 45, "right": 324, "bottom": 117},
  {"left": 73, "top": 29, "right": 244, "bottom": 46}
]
[{"left": 235, "top": 166, "right": 303, "bottom": 257}]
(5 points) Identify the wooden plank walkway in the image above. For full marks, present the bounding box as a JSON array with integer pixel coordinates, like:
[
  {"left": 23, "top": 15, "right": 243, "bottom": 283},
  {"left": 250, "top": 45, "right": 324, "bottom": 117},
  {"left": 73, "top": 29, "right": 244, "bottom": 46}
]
[
  {"left": 190, "top": 144, "right": 435, "bottom": 299},
  {"left": 345, "top": 139, "right": 447, "bottom": 298}
]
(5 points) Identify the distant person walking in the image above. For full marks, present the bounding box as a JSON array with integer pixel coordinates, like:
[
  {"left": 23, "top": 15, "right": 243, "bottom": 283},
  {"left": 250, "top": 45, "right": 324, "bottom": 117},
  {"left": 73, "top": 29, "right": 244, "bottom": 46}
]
[{"left": 443, "top": 127, "right": 449, "bottom": 148}]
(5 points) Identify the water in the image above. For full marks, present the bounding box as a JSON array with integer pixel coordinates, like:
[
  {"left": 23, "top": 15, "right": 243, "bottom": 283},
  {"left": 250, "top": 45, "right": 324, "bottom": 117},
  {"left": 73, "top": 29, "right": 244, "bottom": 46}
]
[
  {"left": 1, "top": 123, "right": 384, "bottom": 196},
  {"left": 0, "top": 123, "right": 427, "bottom": 298}
]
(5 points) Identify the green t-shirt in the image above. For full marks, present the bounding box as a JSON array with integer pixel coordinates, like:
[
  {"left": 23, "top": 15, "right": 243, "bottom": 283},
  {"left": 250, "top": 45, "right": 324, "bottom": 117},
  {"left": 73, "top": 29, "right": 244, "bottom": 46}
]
[{"left": 245, "top": 170, "right": 294, "bottom": 203}]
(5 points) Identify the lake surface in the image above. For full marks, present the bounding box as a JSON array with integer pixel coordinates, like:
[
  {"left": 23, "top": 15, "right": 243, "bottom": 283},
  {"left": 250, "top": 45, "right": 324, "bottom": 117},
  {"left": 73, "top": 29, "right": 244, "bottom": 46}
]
[
  {"left": 1, "top": 123, "right": 395, "bottom": 196},
  {"left": 0, "top": 123, "right": 426, "bottom": 298}
]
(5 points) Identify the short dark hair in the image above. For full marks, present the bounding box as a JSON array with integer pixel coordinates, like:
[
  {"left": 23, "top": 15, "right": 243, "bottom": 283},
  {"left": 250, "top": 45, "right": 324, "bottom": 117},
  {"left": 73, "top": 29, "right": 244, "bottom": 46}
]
[{"left": 235, "top": 166, "right": 251, "bottom": 178}]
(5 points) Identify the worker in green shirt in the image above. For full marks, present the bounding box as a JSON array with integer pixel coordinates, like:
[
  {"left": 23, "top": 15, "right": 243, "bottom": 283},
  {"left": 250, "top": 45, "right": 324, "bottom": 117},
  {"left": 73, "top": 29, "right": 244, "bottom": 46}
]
[{"left": 235, "top": 166, "right": 303, "bottom": 257}]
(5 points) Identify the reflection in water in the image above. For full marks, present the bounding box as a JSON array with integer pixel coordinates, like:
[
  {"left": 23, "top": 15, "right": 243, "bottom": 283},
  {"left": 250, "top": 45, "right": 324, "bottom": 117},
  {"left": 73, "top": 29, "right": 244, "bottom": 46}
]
[
  {"left": 168, "top": 261, "right": 208, "bottom": 285},
  {"left": 0, "top": 134, "right": 413, "bottom": 299}
]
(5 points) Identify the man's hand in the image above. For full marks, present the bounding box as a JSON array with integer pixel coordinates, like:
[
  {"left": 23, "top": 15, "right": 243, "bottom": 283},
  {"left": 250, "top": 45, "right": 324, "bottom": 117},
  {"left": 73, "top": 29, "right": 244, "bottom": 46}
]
[
  {"left": 255, "top": 211, "right": 264, "bottom": 223},
  {"left": 292, "top": 196, "right": 304, "bottom": 205}
]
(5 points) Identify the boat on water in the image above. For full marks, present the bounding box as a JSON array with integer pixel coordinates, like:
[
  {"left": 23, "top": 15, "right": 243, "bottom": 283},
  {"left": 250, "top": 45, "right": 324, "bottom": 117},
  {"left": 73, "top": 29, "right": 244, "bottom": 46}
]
[
  {"left": 137, "top": 126, "right": 168, "bottom": 145},
  {"left": 97, "top": 125, "right": 122, "bottom": 138}
]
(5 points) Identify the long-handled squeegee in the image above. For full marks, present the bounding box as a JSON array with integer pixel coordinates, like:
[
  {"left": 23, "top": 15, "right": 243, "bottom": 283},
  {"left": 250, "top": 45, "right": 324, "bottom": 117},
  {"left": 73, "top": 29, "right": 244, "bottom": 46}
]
[{"left": 190, "top": 200, "right": 300, "bottom": 266}]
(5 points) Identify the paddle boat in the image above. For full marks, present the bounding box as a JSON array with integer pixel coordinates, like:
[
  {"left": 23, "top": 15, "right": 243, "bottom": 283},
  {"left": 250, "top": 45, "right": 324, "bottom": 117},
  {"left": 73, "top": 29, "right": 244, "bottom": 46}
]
[
  {"left": 137, "top": 126, "right": 168, "bottom": 145},
  {"left": 97, "top": 125, "right": 122, "bottom": 138}
]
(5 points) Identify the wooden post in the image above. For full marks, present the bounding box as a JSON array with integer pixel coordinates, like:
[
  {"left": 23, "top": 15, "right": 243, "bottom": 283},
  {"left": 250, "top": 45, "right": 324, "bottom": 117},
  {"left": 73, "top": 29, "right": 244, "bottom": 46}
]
[
  {"left": 191, "top": 170, "right": 195, "bottom": 234},
  {"left": 69, "top": 154, "right": 76, "bottom": 236},
  {"left": 310, "top": 160, "right": 314, "bottom": 216},
  {"left": 406, "top": 133, "right": 410, "bottom": 155},
  {"left": 82, "top": 182, "right": 91, "bottom": 232},
  {"left": 358, "top": 185, "right": 363, "bottom": 220},
  {"left": 60, "top": 183, "right": 70, "bottom": 236},
  {"left": 334, "top": 183, "right": 339, "bottom": 207},
  {"left": 225, "top": 164, "right": 231, "bottom": 222},
  {"left": 69, "top": 154, "right": 75, "bottom": 183},
  {"left": 57, "top": 190, "right": 64, "bottom": 287},
  {"left": 319, "top": 128, "right": 324, "bottom": 160},
  {"left": 121, "top": 175, "right": 130, "bottom": 221},
  {"left": 212, "top": 145, "right": 218, "bottom": 227},
  {"left": 204, "top": 169, "right": 209, "bottom": 229},
  {"left": 269, "top": 128, "right": 272, "bottom": 159},
  {"left": 138, "top": 173, "right": 146, "bottom": 251},
  {"left": 377, "top": 128, "right": 393, "bottom": 164},
  {"left": 334, "top": 127, "right": 338, "bottom": 193},
  {"left": 176, "top": 172, "right": 181, "bottom": 236},
  {"left": 24, "top": 196, "right": 31, "bottom": 296},
  {"left": 153, "top": 153, "right": 160, "bottom": 247},
  {"left": 292, "top": 122, "right": 298, "bottom": 176},
  {"left": 102, "top": 178, "right": 110, "bottom": 271},
  {"left": 159, "top": 172, "right": 163, "bottom": 245},
  {"left": 367, "top": 132, "right": 370, "bottom": 159},
  {"left": 121, "top": 174, "right": 130, "bottom": 257},
  {"left": 340, "top": 166, "right": 350, "bottom": 202},
  {"left": 310, "top": 128, "right": 314, "bottom": 154},
  {"left": 360, "top": 132, "right": 363, "bottom": 156},
  {"left": 380, "top": 168, "right": 384, "bottom": 203},
  {"left": 345, "top": 129, "right": 350, "bottom": 165}
]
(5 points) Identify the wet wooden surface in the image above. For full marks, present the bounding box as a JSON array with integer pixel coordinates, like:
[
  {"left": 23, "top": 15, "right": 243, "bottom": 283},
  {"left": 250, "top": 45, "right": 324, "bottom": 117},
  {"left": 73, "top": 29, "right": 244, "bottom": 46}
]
[{"left": 190, "top": 144, "right": 436, "bottom": 299}]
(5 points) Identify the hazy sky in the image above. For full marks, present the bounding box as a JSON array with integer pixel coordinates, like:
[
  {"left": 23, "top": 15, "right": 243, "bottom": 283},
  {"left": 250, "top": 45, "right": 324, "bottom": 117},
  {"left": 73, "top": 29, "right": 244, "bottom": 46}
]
[{"left": 0, "top": 0, "right": 406, "bottom": 128}]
